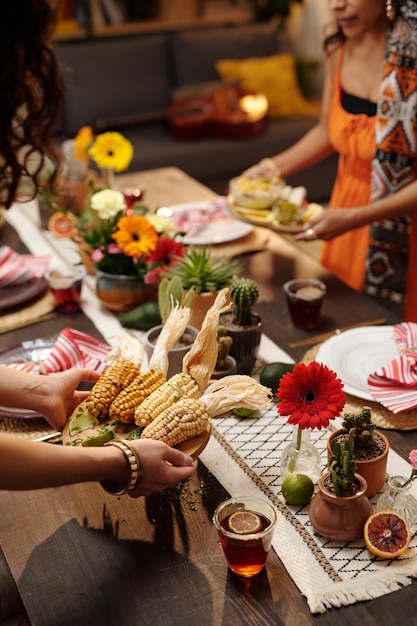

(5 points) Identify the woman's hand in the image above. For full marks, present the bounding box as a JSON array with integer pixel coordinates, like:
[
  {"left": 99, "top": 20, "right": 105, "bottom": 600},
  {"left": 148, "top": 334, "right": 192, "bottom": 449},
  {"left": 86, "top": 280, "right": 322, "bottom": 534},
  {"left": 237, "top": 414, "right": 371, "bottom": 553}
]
[
  {"left": 294, "top": 207, "right": 362, "bottom": 241},
  {"left": 127, "top": 439, "right": 196, "bottom": 498}
]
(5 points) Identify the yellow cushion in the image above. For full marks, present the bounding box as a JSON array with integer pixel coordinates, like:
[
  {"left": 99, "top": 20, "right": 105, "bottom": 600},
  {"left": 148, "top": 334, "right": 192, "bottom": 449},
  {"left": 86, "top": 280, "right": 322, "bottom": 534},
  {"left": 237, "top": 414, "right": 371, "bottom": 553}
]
[{"left": 215, "top": 54, "right": 314, "bottom": 118}]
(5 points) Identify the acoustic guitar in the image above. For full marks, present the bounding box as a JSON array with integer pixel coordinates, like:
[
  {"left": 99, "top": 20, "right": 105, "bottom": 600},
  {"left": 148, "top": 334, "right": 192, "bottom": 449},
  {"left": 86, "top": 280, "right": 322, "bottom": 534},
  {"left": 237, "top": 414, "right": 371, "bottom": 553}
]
[{"left": 94, "top": 86, "right": 268, "bottom": 141}]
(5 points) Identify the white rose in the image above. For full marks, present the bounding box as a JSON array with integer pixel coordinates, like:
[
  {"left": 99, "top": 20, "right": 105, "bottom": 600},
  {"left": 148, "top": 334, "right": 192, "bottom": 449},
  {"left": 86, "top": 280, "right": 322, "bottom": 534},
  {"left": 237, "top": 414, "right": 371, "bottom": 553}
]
[{"left": 90, "top": 189, "right": 126, "bottom": 220}]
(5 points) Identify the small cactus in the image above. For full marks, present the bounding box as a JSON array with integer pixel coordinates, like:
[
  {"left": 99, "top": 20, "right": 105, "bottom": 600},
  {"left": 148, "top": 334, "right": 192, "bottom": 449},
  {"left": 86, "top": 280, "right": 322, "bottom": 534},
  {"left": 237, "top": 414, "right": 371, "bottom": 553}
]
[
  {"left": 328, "top": 430, "right": 357, "bottom": 496},
  {"left": 158, "top": 276, "right": 195, "bottom": 324},
  {"left": 230, "top": 277, "right": 259, "bottom": 326},
  {"left": 215, "top": 326, "right": 233, "bottom": 370},
  {"left": 342, "top": 406, "right": 376, "bottom": 450}
]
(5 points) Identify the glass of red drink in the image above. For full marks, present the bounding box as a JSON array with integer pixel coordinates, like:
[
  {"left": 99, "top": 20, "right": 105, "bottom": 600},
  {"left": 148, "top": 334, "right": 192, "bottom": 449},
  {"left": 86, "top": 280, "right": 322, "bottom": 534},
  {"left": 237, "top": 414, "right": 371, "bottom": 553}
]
[
  {"left": 213, "top": 496, "right": 277, "bottom": 577},
  {"left": 45, "top": 265, "right": 86, "bottom": 313},
  {"left": 283, "top": 278, "right": 326, "bottom": 330}
]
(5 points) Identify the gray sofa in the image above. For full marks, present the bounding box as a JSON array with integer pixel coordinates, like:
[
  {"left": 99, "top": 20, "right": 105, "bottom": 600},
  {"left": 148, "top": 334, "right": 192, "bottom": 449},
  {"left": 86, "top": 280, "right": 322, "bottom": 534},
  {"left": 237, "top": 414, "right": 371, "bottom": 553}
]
[{"left": 54, "top": 22, "right": 337, "bottom": 201}]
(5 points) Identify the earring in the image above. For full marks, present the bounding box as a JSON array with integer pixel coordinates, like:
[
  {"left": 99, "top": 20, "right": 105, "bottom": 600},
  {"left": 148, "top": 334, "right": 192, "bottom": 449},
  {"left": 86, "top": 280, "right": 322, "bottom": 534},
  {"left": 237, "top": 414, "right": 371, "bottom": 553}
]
[{"left": 386, "top": 0, "right": 396, "bottom": 21}]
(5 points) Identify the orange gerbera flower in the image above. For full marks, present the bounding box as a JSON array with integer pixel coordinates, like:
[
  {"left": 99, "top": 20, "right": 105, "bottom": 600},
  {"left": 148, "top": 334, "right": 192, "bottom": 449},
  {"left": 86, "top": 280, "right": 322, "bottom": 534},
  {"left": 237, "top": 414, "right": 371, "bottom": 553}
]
[
  {"left": 73, "top": 126, "right": 93, "bottom": 163},
  {"left": 276, "top": 361, "right": 345, "bottom": 430},
  {"left": 112, "top": 215, "right": 159, "bottom": 257}
]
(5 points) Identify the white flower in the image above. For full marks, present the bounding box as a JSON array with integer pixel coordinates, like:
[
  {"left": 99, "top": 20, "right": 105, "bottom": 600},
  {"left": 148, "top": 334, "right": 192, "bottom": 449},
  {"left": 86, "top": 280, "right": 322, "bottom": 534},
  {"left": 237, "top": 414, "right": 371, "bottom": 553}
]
[
  {"left": 145, "top": 213, "right": 177, "bottom": 238},
  {"left": 90, "top": 189, "right": 126, "bottom": 220}
]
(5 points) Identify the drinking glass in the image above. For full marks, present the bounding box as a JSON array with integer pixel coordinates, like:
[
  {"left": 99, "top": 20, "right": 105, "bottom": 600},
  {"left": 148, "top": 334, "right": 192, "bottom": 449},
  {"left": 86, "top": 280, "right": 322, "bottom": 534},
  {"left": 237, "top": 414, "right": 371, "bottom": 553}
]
[
  {"left": 283, "top": 278, "right": 326, "bottom": 330},
  {"left": 45, "top": 265, "right": 86, "bottom": 313},
  {"left": 213, "top": 496, "right": 277, "bottom": 577}
]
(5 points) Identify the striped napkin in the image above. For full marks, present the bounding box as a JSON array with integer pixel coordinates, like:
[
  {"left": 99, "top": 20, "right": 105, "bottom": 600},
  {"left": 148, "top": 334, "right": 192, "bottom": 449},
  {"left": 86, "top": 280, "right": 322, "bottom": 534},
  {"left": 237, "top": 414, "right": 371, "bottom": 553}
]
[
  {"left": 6, "top": 328, "right": 111, "bottom": 375},
  {"left": 0, "top": 245, "right": 50, "bottom": 287},
  {"left": 367, "top": 322, "right": 417, "bottom": 413}
]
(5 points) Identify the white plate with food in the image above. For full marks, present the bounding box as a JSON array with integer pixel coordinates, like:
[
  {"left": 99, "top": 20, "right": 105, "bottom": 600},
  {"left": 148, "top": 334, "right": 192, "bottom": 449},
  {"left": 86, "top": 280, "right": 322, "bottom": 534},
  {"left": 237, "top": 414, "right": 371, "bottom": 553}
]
[
  {"left": 157, "top": 200, "right": 253, "bottom": 245},
  {"left": 315, "top": 326, "right": 397, "bottom": 401}
]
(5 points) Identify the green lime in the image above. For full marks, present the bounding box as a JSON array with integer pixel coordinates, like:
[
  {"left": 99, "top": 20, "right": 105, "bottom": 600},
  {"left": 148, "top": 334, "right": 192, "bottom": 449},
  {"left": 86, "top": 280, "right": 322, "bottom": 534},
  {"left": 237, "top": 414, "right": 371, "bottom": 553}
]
[
  {"left": 259, "top": 362, "right": 295, "bottom": 395},
  {"left": 81, "top": 431, "right": 115, "bottom": 447},
  {"left": 68, "top": 410, "right": 99, "bottom": 437},
  {"left": 281, "top": 474, "right": 314, "bottom": 506},
  {"left": 233, "top": 407, "right": 256, "bottom": 417}
]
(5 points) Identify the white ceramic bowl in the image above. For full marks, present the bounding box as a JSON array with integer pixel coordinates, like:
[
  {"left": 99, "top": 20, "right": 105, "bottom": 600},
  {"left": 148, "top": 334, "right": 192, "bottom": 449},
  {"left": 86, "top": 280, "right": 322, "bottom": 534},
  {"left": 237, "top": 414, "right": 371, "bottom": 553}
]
[{"left": 229, "top": 176, "right": 284, "bottom": 210}]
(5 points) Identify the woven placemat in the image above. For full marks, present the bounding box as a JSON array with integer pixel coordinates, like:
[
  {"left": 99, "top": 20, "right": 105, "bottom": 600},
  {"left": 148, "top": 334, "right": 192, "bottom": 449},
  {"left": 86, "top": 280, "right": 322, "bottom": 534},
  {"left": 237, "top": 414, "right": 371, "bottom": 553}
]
[
  {"left": 0, "top": 416, "right": 59, "bottom": 440},
  {"left": 0, "top": 289, "right": 55, "bottom": 334},
  {"left": 303, "top": 344, "right": 417, "bottom": 431}
]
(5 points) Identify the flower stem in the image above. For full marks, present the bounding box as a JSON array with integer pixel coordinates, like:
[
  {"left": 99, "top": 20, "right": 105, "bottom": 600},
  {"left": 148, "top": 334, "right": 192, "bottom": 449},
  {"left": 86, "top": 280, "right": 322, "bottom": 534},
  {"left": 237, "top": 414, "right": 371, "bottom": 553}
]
[{"left": 288, "top": 425, "right": 302, "bottom": 473}]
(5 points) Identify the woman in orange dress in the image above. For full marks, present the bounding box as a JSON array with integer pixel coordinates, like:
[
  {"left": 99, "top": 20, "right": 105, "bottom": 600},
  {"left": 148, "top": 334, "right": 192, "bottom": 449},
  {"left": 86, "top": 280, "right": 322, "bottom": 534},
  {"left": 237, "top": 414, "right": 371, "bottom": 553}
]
[{"left": 243, "top": 0, "right": 417, "bottom": 321}]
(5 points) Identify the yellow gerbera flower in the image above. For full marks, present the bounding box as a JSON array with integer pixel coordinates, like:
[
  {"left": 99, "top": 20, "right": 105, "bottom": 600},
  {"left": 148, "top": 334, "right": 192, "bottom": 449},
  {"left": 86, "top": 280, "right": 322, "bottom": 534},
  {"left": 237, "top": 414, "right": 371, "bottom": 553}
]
[
  {"left": 112, "top": 215, "right": 158, "bottom": 257},
  {"left": 89, "top": 132, "right": 134, "bottom": 172},
  {"left": 73, "top": 126, "right": 93, "bottom": 163}
]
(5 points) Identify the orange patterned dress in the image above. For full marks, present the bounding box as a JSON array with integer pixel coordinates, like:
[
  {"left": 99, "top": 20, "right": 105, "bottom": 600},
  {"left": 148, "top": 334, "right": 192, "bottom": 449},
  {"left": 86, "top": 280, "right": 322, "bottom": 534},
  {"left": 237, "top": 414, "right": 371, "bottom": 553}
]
[{"left": 319, "top": 49, "right": 375, "bottom": 292}]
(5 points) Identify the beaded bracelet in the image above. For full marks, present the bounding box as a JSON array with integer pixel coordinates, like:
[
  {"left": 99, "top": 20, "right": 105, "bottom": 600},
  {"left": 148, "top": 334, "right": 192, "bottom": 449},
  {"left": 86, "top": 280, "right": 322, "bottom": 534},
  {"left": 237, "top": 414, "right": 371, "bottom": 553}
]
[{"left": 100, "top": 439, "right": 143, "bottom": 496}]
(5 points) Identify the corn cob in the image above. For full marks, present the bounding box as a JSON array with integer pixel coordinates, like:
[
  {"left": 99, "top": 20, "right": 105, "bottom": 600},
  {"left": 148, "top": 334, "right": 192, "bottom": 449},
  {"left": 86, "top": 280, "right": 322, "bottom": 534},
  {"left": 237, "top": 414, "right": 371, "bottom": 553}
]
[
  {"left": 86, "top": 358, "right": 140, "bottom": 419},
  {"left": 141, "top": 397, "right": 209, "bottom": 446},
  {"left": 134, "top": 372, "right": 200, "bottom": 427},
  {"left": 109, "top": 369, "right": 166, "bottom": 424}
]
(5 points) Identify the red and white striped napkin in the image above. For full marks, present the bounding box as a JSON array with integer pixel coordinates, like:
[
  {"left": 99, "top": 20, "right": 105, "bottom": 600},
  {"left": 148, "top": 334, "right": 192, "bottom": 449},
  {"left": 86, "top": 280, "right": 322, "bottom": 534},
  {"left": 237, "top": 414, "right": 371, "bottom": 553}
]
[
  {"left": 0, "top": 245, "right": 50, "bottom": 287},
  {"left": 6, "top": 328, "right": 111, "bottom": 375},
  {"left": 367, "top": 322, "right": 417, "bottom": 413}
]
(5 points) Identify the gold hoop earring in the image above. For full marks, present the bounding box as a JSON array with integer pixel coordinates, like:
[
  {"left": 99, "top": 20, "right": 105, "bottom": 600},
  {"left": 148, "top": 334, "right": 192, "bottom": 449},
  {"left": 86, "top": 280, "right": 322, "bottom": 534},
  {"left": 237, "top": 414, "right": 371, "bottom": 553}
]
[{"left": 386, "top": 0, "right": 396, "bottom": 21}]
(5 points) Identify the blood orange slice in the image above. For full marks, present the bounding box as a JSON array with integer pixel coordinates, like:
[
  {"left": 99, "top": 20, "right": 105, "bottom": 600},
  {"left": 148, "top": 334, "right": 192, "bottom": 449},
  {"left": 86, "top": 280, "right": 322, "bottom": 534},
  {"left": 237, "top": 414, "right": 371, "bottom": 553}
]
[
  {"left": 364, "top": 510, "right": 411, "bottom": 559},
  {"left": 48, "top": 211, "right": 77, "bottom": 238}
]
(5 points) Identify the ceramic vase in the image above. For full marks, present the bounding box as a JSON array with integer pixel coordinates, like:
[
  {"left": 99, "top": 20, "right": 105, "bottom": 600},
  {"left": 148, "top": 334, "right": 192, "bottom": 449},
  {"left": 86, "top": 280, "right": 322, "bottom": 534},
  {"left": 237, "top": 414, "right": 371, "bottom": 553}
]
[
  {"left": 309, "top": 472, "right": 372, "bottom": 542},
  {"left": 144, "top": 324, "right": 199, "bottom": 379},
  {"left": 376, "top": 475, "right": 417, "bottom": 531},
  {"left": 327, "top": 429, "right": 389, "bottom": 498},
  {"left": 95, "top": 270, "right": 157, "bottom": 313},
  {"left": 280, "top": 425, "right": 322, "bottom": 484},
  {"left": 188, "top": 291, "right": 219, "bottom": 330},
  {"left": 219, "top": 311, "right": 262, "bottom": 375}
]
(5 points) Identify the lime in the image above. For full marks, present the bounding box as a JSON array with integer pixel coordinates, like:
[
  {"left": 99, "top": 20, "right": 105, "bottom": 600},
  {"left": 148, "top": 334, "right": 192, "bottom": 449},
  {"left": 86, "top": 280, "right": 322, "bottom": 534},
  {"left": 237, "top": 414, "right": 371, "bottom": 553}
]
[
  {"left": 233, "top": 407, "right": 256, "bottom": 418},
  {"left": 68, "top": 410, "right": 99, "bottom": 437},
  {"left": 81, "top": 431, "right": 115, "bottom": 447},
  {"left": 259, "top": 362, "right": 294, "bottom": 395},
  {"left": 282, "top": 474, "right": 314, "bottom": 506},
  {"left": 119, "top": 301, "right": 161, "bottom": 331},
  {"left": 228, "top": 510, "right": 262, "bottom": 534}
]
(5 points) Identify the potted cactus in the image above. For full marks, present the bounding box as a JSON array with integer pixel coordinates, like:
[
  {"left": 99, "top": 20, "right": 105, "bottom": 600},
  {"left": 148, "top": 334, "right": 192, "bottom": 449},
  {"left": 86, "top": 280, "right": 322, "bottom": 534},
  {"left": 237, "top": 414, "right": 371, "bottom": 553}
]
[
  {"left": 219, "top": 277, "right": 262, "bottom": 375},
  {"left": 326, "top": 406, "right": 389, "bottom": 497},
  {"left": 211, "top": 326, "right": 237, "bottom": 380},
  {"left": 166, "top": 246, "right": 240, "bottom": 330},
  {"left": 309, "top": 430, "right": 372, "bottom": 542}
]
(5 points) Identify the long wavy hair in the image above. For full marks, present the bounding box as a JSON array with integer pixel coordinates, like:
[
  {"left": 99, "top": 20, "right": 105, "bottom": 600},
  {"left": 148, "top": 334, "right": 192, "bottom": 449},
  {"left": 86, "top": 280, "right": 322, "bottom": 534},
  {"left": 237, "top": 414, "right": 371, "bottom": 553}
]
[{"left": 0, "top": 1, "right": 64, "bottom": 209}]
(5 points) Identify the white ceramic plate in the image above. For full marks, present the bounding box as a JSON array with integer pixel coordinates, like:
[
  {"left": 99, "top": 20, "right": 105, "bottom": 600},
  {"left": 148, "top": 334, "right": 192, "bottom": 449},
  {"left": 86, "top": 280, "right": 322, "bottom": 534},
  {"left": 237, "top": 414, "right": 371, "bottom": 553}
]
[
  {"left": 315, "top": 326, "right": 397, "bottom": 401},
  {"left": 159, "top": 201, "right": 253, "bottom": 245}
]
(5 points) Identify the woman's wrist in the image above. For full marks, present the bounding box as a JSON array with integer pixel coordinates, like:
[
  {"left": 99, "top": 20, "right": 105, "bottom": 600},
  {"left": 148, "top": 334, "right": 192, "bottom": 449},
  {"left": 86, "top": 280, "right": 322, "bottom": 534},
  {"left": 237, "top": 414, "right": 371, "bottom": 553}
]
[{"left": 100, "top": 440, "right": 143, "bottom": 496}]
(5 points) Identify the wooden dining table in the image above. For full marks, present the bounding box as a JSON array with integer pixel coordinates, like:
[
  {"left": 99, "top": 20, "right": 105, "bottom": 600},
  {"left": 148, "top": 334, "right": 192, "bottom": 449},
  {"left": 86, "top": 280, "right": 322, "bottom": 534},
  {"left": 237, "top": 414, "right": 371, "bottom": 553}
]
[{"left": 0, "top": 167, "right": 416, "bottom": 626}]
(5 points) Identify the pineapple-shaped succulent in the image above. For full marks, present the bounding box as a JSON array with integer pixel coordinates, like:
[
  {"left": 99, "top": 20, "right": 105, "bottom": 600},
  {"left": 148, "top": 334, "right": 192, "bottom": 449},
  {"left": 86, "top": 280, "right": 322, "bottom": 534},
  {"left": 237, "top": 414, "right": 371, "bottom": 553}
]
[{"left": 230, "top": 277, "right": 259, "bottom": 326}]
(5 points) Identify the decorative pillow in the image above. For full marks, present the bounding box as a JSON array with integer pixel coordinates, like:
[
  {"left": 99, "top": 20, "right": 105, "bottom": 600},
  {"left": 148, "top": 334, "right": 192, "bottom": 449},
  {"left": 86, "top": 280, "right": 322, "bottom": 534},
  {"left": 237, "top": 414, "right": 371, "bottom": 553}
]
[{"left": 215, "top": 54, "right": 314, "bottom": 118}]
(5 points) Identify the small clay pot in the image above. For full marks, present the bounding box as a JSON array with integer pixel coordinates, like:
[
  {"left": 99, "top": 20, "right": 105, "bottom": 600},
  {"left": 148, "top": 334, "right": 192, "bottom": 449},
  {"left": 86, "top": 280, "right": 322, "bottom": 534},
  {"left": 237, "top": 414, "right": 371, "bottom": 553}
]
[
  {"left": 309, "top": 472, "right": 372, "bottom": 542},
  {"left": 327, "top": 429, "right": 389, "bottom": 498},
  {"left": 144, "top": 325, "right": 199, "bottom": 379},
  {"left": 210, "top": 356, "right": 237, "bottom": 380}
]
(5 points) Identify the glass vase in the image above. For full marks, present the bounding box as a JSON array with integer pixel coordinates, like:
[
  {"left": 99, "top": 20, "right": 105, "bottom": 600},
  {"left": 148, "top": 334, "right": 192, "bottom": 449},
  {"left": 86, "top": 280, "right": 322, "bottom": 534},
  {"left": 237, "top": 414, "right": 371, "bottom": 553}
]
[
  {"left": 280, "top": 425, "right": 322, "bottom": 484},
  {"left": 101, "top": 167, "right": 116, "bottom": 189},
  {"left": 376, "top": 475, "right": 417, "bottom": 531}
]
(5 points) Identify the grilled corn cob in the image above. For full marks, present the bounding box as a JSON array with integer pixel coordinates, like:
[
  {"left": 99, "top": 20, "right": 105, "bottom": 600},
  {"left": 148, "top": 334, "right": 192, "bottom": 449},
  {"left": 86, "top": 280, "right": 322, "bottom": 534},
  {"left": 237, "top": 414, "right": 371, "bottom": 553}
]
[
  {"left": 86, "top": 358, "right": 140, "bottom": 419},
  {"left": 141, "top": 397, "right": 209, "bottom": 446},
  {"left": 109, "top": 369, "right": 166, "bottom": 424},
  {"left": 134, "top": 372, "right": 199, "bottom": 427}
]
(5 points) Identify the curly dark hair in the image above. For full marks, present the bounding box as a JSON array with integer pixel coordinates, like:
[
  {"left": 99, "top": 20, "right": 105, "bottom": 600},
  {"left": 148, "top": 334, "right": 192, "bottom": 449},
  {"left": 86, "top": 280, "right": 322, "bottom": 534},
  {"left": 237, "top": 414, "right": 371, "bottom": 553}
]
[{"left": 0, "top": 1, "right": 64, "bottom": 209}]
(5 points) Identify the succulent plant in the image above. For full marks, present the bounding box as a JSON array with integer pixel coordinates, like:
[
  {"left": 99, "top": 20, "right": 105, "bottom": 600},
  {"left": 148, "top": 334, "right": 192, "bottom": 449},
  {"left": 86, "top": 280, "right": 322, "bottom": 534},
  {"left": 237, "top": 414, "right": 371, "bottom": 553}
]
[
  {"left": 158, "top": 276, "right": 195, "bottom": 324},
  {"left": 215, "top": 326, "right": 233, "bottom": 370},
  {"left": 328, "top": 429, "right": 357, "bottom": 496},
  {"left": 342, "top": 406, "right": 376, "bottom": 450},
  {"left": 166, "top": 246, "right": 240, "bottom": 294},
  {"left": 230, "top": 277, "right": 259, "bottom": 326}
]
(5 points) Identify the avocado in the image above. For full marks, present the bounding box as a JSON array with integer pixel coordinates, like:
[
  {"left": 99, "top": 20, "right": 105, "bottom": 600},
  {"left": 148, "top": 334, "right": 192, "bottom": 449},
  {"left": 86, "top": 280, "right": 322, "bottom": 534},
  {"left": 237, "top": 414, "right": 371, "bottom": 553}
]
[{"left": 119, "top": 301, "right": 161, "bottom": 330}]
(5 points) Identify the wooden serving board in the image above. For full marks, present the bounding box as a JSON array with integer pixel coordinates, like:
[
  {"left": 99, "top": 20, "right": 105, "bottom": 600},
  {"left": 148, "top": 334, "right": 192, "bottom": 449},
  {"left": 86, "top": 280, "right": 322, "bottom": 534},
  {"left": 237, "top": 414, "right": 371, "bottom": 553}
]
[{"left": 62, "top": 400, "right": 211, "bottom": 459}]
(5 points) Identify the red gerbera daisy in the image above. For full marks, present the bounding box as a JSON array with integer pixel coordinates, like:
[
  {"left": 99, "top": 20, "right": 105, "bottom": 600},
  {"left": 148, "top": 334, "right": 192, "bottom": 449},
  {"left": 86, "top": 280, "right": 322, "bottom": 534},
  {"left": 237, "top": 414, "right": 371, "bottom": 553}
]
[
  {"left": 276, "top": 361, "right": 345, "bottom": 430},
  {"left": 146, "top": 236, "right": 185, "bottom": 268}
]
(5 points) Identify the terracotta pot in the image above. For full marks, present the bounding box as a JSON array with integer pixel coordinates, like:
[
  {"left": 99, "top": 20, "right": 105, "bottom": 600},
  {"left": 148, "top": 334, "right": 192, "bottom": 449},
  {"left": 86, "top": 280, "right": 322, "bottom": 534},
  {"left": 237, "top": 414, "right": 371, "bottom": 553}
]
[
  {"left": 144, "top": 325, "right": 199, "bottom": 379},
  {"left": 95, "top": 271, "right": 157, "bottom": 313},
  {"left": 219, "top": 311, "right": 262, "bottom": 375},
  {"left": 327, "top": 429, "right": 389, "bottom": 498},
  {"left": 188, "top": 291, "right": 219, "bottom": 330},
  {"left": 309, "top": 472, "right": 372, "bottom": 542}
]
